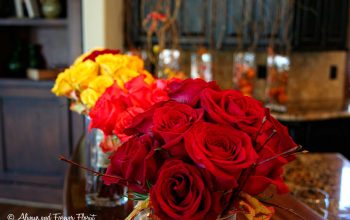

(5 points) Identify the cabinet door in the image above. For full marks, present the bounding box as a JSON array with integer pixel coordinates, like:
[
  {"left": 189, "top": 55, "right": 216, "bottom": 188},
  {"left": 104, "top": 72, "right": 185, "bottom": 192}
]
[
  {"left": 254, "top": 0, "right": 292, "bottom": 49},
  {"left": 323, "top": 0, "right": 348, "bottom": 49},
  {"left": 0, "top": 80, "right": 72, "bottom": 204},
  {"left": 177, "top": 0, "right": 212, "bottom": 47},
  {"left": 216, "top": 0, "right": 250, "bottom": 49},
  {"left": 216, "top": 0, "right": 292, "bottom": 50},
  {"left": 125, "top": 0, "right": 212, "bottom": 48},
  {"left": 125, "top": 0, "right": 155, "bottom": 47},
  {"left": 293, "top": 0, "right": 323, "bottom": 50}
]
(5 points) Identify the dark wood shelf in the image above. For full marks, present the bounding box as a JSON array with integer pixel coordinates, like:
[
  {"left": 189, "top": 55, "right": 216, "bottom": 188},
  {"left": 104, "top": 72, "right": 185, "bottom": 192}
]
[{"left": 0, "top": 18, "right": 67, "bottom": 27}]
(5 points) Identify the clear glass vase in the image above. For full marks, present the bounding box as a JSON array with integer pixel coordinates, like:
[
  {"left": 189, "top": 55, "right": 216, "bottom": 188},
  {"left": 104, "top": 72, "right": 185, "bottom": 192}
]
[
  {"left": 157, "top": 49, "right": 181, "bottom": 79},
  {"left": 264, "top": 51, "right": 290, "bottom": 112},
  {"left": 190, "top": 51, "right": 213, "bottom": 82},
  {"left": 233, "top": 52, "right": 256, "bottom": 97},
  {"left": 84, "top": 117, "right": 128, "bottom": 207}
]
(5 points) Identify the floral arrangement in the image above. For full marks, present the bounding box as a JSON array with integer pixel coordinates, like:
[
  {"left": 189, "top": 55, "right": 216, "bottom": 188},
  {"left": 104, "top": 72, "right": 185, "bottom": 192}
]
[
  {"left": 88, "top": 78, "right": 299, "bottom": 219},
  {"left": 89, "top": 74, "right": 174, "bottom": 151},
  {"left": 51, "top": 48, "right": 154, "bottom": 114}
]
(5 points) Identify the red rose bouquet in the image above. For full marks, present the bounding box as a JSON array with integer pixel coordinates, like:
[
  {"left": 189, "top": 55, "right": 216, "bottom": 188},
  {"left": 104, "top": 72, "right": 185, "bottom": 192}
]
[
  {"left": 89, "top": 75, "right": 176, "bottom": 152},
  {"left": 89, "top": 78, "right": 299, "bottom": 220}
]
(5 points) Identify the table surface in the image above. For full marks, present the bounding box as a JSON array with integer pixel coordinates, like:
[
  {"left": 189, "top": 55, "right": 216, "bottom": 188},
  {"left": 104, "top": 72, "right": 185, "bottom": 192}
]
[
  {"left": 285, "top": 153, "right": 350, "bottom": 219},
  {"left": 271, "top": 100, "right": 350, "bottom": 121},
  {"left": 63, "top": 142, "right": 329, "bottom": 220}
]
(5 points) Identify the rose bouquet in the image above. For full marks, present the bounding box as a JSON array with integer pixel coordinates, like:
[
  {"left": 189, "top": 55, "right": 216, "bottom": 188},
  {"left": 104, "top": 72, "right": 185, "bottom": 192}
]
[
  {"left": 88, "top": 78, "right": 300, "bottom": 219},
  {"left": 51, "top": 48, "right": 154, "bottom": 114},
  {"left": 52, "top": 49, "right": 177, "bottom": 206},
  {"left": 89, "top": 74, "right": 174, "bottom": 152}
]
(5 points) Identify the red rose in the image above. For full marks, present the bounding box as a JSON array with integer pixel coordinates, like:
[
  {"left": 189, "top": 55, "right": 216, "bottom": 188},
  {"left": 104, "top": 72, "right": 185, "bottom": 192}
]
[
  {"left": 83, "top": 49, "right": 120, "bottom": 62},
  {"left": 123, "top": 101, "right": 167, "bottom": 137},
  {"left": 243, "top": 112, "right": 297, "bottom": 195},
  {"left": 183, "top": 121, "right": 258, "bottom": 190},
  {"left": 153, "top": 101, "right": 203, "bottom": 142},
  {"left": 113, "top": 106, "right": 144, "bottom": 142},
  {"left": 199, "top": 88, "right": 265, "bottom": 137},
  {"left": 150, "top": 159, "right": 223, "bottom": 220},
  {"left": 168, "top": 78, "right": 220, "bottom": 107},
  {"left": 150, "top": 79, "right": 170, "bottom": 103},
  {"left": 125, "top": 76, "right": 169, "bottom": 109},
  {"left": 90, "top": 76, "right": 169, "bottom": 139},
  {"left": 103, "top": 134, "right": 166, "bottom": 193},
  {"left": 89, "top": 84, "right": 130, "bottom": 135}
]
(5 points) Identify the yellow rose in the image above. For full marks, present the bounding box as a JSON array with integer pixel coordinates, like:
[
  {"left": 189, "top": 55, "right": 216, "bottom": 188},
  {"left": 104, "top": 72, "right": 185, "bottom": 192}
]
[
  {"left": 80, "top": 88, "right": 99, "bottom": 109},
  {"left": 51, "top": 69, "right": 74, "bottom": 96},
  {"left": 79, "top": 75, "right": 114, "bottom": 109},
  {"left": 141, "top": 70, "right": 155, "bottom": 84},
  {"left": 114, "top": 68, "right": 140, "bottom": 88},
  {"left": 96, "top": 54, "right": 128, "bottom": 76},
  {"left": 70, "top": 60, "right": 99, "bottom": 91},
  {"left": 126, "top": 55, "right": 144, "bottom": 71},
  {"left": 88, "top": 75, "right": 114, "bottom": 94}
]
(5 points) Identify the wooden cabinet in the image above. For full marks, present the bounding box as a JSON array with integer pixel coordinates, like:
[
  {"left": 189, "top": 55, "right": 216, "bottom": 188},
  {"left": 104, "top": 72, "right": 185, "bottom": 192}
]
[
  {"left": 125, "top": 0, "right": 291, "bottom": 50},
  {"left": 0, "top": 1, "right": 83, "bottom": 205},
  {"left": 0, "top": 79, "right": 84, "bottom": 205},
  {"left": 216, "top": 0, "right": 290, "bottom": 50},
  {"left": 293, "top": 0, "right": 349, "bottom": 50},
  {"left": 0, "top": 0, "right": 82, "bottom": 77},
  {"left": 126, "top": 0, "right": 349, "bottom": 51}
]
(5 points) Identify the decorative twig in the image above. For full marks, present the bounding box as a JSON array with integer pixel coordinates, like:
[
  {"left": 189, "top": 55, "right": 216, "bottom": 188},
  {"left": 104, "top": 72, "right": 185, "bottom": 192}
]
[
  {"left": 59, "top": 155, "right": 125, "bottom": 182},
  {"left": 257, "top": 145, "right": 306, "bottom": 166}
]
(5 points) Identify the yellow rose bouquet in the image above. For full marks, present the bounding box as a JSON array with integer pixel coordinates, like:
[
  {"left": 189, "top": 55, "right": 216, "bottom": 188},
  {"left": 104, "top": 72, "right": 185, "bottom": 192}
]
[{"left": 51, "top": 48, "right": 154, "bottom": 114}]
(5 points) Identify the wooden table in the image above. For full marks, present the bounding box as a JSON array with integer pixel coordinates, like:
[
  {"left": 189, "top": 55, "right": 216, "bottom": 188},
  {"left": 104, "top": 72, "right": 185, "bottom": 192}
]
[{"left": 63, "top": 140, "right": 323, "bottom": 220}]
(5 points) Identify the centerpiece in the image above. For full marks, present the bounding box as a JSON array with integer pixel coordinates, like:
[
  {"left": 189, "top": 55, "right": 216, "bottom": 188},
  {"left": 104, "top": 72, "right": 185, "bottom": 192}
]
[
  {"left": 53, "top": 47, "right": 300, "bottom": 219},
  {"left": 88, "top": 78, "right": 301, "bottom": 219}
]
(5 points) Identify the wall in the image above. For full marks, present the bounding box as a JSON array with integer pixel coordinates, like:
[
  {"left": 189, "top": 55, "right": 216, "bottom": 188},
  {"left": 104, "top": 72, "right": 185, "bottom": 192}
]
[
  {"left": 178, "top": 51, "right": 347, "bottom": 105},
  {"left": 288, "top": 52, "right": 346, "bottom": 103},
  {"left": 82, "top": 0, "right": 124, "bottom": 52}
]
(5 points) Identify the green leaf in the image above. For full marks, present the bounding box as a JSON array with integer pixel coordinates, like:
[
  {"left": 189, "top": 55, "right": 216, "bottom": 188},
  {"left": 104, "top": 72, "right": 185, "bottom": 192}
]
[
  {"left": 146, "top": 180, "right": 153, "bottom": 189},
  {"left": 132, "top": 192, "right": 149, "bottom": 201}
]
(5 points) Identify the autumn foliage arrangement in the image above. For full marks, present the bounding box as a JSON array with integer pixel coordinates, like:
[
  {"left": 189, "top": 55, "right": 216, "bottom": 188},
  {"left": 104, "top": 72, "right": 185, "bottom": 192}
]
[{"left": 88, "top": 78, "right": 300, "bottom": 220}]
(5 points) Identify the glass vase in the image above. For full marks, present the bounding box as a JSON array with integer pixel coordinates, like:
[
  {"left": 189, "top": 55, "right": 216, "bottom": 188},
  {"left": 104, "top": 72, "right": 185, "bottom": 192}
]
[
  {"left": 232, "top": 52, "right": 256, "bottom": 97},
  {"left": 84, "top": 117, "right": 128, "bottom": 207},
  {"left": 190, "top": 51, "right": 213, "bottom": 82},
  {"left": 264, "top": 51, "right": 290, "bottom": 112},
  {"left": 157, "top": 49, "right": 181, "bottom": 79}
]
